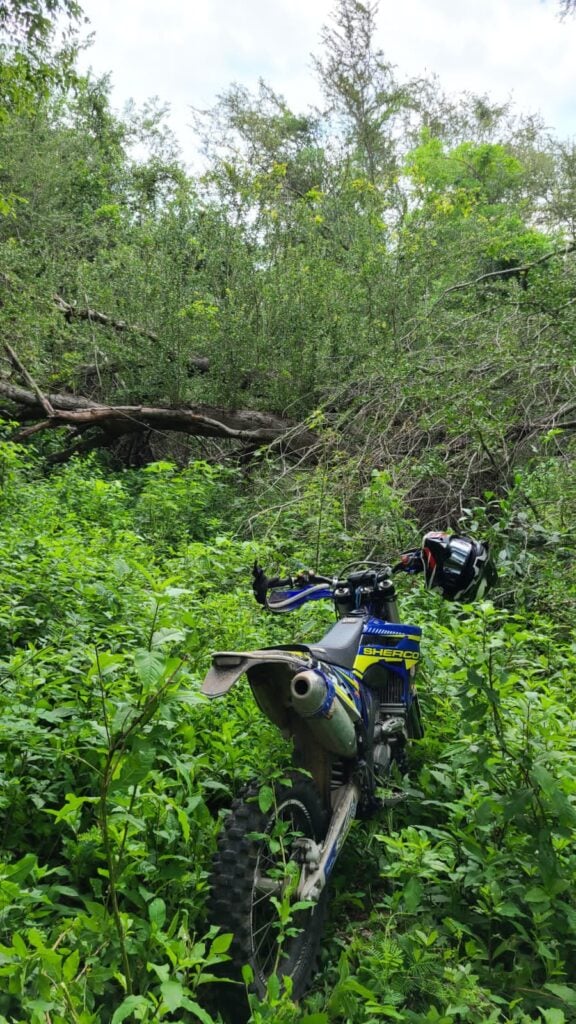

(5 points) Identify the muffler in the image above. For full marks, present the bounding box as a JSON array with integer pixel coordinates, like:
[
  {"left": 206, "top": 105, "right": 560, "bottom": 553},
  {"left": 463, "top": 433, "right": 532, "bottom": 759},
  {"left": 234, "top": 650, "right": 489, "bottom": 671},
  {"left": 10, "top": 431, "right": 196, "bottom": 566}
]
[{"left": 290, "top": 669, "right": 358, "bottom": 757}]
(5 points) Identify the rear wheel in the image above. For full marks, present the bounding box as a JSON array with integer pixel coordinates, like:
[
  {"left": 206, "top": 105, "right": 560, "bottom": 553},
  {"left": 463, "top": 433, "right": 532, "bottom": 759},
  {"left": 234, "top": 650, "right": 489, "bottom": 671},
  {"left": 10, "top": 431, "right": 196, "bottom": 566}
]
[{"left": 208, "top": 776, "right": 329, "bottom": 1016}]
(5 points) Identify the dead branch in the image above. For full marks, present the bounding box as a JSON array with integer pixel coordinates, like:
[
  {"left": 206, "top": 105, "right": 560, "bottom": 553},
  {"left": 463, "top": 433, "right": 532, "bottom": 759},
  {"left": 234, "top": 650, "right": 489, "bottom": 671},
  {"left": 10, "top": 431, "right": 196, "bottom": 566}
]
[
  {"left": 73, "top": 354, "right": 210, "bottom": 381},
  {"left": 440, "top": 240, "right": 576, "bottom": 298},
  {"left": 3, "top": 343, "right": 55, "bottom": 417},
  {"left": 46, "top": 434, "right": 117, "bottom": 464},
  {"left": 17, "top": 419, "right": 53, "bottom": 438},
  {"left": 54, "top": 294, "right": 160, "bottom": 342},
  {"left": 0, "top": 380, "right": 99, "bottom": 410},
  {"left": 0, "top": 380, "right": 317, "bottom": 456},
  {"left": 398, "top": 239, "right": 576, "bottom": 349},
  {"left": 53, "top": 295, "right": 211, "bottom": 376}
]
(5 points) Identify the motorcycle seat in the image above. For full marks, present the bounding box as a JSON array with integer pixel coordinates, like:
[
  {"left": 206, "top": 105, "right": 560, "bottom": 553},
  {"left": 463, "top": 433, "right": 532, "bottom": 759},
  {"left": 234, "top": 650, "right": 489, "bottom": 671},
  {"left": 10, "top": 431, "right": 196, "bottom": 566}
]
[{"left": 308, "top": 617, "right": 364, "bottom": 671}]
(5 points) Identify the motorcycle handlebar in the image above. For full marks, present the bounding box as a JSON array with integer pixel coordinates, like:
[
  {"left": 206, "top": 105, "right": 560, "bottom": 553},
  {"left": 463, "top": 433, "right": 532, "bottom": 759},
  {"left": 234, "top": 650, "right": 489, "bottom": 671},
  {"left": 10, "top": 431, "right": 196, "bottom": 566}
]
[{"left": 252, "top": 553, "right": 424, "bottom": 606}]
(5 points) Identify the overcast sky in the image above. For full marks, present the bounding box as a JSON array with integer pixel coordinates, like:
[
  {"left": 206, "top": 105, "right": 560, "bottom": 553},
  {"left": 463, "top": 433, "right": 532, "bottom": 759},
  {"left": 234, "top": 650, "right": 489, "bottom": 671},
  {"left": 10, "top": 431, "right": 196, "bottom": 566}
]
[{"left": 76, "top": 0, "right": 576, "bottom": 166}]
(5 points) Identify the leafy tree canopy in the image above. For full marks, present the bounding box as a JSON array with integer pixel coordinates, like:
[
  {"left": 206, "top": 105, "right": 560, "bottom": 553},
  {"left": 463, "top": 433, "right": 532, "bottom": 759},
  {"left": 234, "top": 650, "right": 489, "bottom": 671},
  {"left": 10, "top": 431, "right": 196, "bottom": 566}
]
[{"left": 0, "top": 0, "right": 82, "bottom": 47}]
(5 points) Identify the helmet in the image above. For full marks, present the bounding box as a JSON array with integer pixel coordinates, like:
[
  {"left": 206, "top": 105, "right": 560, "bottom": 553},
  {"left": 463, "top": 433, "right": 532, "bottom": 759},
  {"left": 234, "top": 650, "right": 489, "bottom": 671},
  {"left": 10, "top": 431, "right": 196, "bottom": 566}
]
[{"left": 421, "top": 532, "right": 496, "bottom": 602}]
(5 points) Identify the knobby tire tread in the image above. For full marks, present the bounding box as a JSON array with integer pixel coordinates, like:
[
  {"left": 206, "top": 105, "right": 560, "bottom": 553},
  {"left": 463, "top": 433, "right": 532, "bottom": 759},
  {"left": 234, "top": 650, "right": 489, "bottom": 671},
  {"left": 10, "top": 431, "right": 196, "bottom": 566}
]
[{"left": 208, "top": 775, "right": 329, "bottom": 1019}]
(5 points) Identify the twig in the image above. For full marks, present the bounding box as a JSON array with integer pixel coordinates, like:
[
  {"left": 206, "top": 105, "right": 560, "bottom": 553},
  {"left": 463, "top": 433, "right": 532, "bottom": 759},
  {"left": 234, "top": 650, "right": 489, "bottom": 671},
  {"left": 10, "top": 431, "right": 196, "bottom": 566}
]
[
  {"left": 16, "top": 419, "right": 54, "bottom": 438},
  {"left": 440, "top": 240, "right": 576, "bottom": 297},
  {"left": 477, "top": 429, "right": 503, "bottom": 474}
]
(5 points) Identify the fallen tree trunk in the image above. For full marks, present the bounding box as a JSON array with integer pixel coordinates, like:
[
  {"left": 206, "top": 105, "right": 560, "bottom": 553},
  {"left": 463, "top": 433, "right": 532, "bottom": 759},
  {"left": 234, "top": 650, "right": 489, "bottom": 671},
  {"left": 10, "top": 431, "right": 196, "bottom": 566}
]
[
  {"left": 0, "top": 379, "right": 317, "bottom": 457},
  {"left": 0, "top": 380, "right": 99, "bottom": 411}
]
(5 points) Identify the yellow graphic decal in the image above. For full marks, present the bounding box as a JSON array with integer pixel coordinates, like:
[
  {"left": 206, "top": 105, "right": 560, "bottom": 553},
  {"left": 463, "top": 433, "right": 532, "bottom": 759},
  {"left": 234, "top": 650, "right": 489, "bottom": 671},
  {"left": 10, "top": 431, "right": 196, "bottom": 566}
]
[
  {"left": 334, "top": 671, "right": 360, "bottom": 692},
  {"left": 353, "top": 649, "right": 420, "bottom": 674},
  {"left": 334, "top": 686, "right": 359, "bottom": 713}
]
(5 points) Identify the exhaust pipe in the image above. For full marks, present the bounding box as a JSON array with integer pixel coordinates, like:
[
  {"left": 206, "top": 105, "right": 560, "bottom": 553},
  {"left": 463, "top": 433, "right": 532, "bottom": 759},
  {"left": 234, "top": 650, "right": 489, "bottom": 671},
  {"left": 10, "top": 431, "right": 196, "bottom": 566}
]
[{"left": 290, "top": 669, "right": 357, "bottom": 757}]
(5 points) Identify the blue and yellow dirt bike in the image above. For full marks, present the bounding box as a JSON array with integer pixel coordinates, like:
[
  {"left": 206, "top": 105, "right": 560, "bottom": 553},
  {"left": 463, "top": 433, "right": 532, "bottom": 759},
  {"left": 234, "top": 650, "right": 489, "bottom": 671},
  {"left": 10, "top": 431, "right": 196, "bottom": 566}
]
[{"left": 202, "top": 533, "right": 494, "bottom": 1007}]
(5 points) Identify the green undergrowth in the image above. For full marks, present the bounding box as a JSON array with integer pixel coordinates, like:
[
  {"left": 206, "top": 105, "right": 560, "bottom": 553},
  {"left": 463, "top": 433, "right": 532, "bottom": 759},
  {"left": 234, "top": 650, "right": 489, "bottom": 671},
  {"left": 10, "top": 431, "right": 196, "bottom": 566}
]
[
  {"left": 316, "top": 601, "right": 576, "bottom": 1024},
  {"left": 0, "top": 439, "right": 575, "bottom": 1023}
]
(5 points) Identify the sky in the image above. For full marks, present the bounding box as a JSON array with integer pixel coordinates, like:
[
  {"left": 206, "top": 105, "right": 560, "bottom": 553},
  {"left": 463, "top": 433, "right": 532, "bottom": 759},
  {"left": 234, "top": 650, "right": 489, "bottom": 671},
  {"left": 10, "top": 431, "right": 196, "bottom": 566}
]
[{"left": 76, "top": 0, "right": 576, "bottom": 167}]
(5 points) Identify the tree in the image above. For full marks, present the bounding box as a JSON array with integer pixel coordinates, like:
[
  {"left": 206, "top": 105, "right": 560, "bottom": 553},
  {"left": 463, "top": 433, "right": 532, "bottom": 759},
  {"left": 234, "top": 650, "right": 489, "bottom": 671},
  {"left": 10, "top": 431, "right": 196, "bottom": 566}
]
[
  {"left": 313, "top": 0, "right": 419, "bottom": 184},
  {"left": 0, "top": 0, "right": 83, "bottom": 106},
  {"left": 0, "top": 0, "right": 84, "bottom": 213},
  {"left": 0, "top": 0, "right": 82, "bottom": 45}
]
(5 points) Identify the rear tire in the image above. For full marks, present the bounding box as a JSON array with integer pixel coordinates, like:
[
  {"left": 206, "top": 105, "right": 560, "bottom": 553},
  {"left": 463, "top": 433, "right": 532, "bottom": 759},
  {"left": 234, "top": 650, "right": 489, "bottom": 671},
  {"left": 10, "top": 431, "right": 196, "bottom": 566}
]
[{"left": 208, "top": 775, "right": 329, "bottom": 1018}]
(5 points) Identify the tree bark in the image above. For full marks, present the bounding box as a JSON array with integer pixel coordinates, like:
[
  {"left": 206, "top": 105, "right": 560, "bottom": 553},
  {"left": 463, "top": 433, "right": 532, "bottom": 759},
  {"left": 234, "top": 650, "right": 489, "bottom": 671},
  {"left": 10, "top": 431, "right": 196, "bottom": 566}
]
[{"left": 0, "top": 380, "right": 317, "bottom": 456}]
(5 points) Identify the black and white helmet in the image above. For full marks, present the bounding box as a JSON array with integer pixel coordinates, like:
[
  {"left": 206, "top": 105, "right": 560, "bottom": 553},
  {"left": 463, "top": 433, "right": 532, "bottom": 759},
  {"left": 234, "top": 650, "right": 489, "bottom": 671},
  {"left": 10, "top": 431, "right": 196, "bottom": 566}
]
[{"left": 421, "top": 532, "right": 496, "bottom": 602}]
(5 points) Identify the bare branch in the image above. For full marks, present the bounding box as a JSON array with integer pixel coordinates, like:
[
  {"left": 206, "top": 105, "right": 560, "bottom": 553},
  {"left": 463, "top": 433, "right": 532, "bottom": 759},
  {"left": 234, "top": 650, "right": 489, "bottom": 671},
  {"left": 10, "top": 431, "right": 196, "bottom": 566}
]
[
  {"left": 3, "top": 343, "right": 55, "bottom": 417},
  {"left": 54, "top": 294, "right": 160, "bottom": 342},
  {"left": 439, "top": 240, "right": 576, "bottom": 298},
  {"left": 53, "top": 296, "right": 210, "bottom": 374}
]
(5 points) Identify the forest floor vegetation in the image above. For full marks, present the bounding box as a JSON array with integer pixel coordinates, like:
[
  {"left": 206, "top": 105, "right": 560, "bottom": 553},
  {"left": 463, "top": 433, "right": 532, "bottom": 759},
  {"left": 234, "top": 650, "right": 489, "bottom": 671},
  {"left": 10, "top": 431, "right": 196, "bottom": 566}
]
[{"left": 0, "top": 441, "right": 575, "bottom": 1023}]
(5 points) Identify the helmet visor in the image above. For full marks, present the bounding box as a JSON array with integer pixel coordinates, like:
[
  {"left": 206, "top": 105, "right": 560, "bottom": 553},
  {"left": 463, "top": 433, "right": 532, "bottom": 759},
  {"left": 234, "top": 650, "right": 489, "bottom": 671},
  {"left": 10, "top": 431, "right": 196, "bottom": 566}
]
[{"left": 443, "top": 537, "right": 472, "bottom": 579}]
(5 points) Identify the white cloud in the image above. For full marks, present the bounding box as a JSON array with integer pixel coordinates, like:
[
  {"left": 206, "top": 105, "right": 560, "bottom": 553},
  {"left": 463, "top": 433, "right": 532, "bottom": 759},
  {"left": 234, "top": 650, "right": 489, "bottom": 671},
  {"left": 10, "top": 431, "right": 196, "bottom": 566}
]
[
  {"left": 76, "top": 0, "right": 576, "bottom": 165},
  {"left": 381, "top": 0, "right": 576, "bottom": 134}
]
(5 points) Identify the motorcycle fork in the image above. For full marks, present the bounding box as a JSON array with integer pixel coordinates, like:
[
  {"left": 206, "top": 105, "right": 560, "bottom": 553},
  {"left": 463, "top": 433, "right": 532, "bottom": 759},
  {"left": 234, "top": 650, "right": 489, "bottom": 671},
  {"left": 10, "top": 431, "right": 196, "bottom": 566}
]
[
  {"left": 289, "top": 722, "right": 361, "bottom": 902},
  {"left": 295, "top": 778, "right": 361, "bottom": 902}
]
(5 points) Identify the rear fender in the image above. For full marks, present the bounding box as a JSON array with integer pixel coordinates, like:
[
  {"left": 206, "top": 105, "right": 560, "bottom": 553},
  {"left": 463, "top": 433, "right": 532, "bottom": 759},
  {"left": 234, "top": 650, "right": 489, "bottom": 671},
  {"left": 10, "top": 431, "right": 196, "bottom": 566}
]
[{"left": 202, "top": 650, "right": 314, "bottom": 730}]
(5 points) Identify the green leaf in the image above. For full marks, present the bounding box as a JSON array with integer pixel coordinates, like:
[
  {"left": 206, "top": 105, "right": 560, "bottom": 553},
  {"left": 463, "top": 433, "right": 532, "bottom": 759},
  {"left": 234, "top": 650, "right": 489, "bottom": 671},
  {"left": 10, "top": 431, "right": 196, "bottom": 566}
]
[
  {"left": 148, "top": 898, "right": 166, "bottom": 929},
  {"left": 12, "top": 934, "right": 27, "bottom": 957},
  {"left": 6, "top": 854, "right": 37, "bottom": 883},
  {"left": 151, "top": 627, "right": 186, "bottom": 648},
  {"left": 161, "top": 979, "right": 184, "bottom": 1012},
  {"left": 51, "top": 794, "right": 98, "bottom": 824},
  {"left": 177, "top": 805, "right": 191, "bottom": 842},
  {"left": 540, "top": 1009, "right": 566, "bottom": 1024},
  {"left": 339, "top": 977, "right": 376, "bottom": 999},
  {"left": 258, "top": 785, "right": 274, "bottom": 814},
  {"left": 402, "top": 876, "right": 422, "bottom": 913},
  {"left": 241, "top": 963, "right": 254, "bottom": 986},
  {"left": 146, "top": 961, "right": 170, "bottom": 982},
  {"left": 544, "top": 984, "right": 576, "bottom": 1007},
  {"left": 496, "top": 902, "right": 522, "bottom": 918},
  {"left": 112, "top": 557, "right": 131, "bottom": 578},
  {"left": 110, "top": 995, "right": 149, "bottom": 1024},
  {"left": 63, "top": 949, "right": 80, "bottom": 981},
  {"left": 89, "top": 652, "right": 126, "bottom": 679},
  {"left": 26, "top": 929, "right": 46, "bottom": 950},
  {"left": 134, "top": 649, "right": 166, "bottom": 687},
  {"left": 532, "top": 765, "right": 557, "bottom": 796},
  {"left": 116, "top": 747, "right": 155, "bottom": 789},
  {"left": 209, "top": 932, "right": 233, "bottom": 956},
  {"left": 524, "top": 887, "right": 550, "bottom": 904},
  {"left": 180, "top": 997, "right": 216, "bottom": 1023},
  {"left": 266, "top": 971, "right": 280, "bottom": 1001}
]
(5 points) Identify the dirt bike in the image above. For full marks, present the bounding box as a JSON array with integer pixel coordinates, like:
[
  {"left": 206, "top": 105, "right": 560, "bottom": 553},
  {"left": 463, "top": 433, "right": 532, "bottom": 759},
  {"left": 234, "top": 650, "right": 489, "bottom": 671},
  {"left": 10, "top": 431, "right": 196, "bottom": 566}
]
[{"left": 201, "top": 534, "right": 494, "bottom": 1013}]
